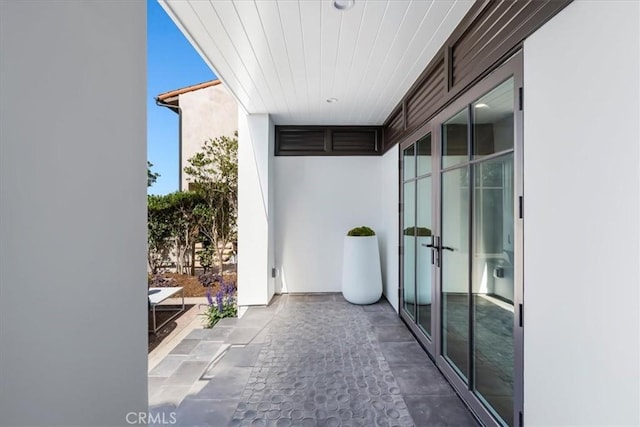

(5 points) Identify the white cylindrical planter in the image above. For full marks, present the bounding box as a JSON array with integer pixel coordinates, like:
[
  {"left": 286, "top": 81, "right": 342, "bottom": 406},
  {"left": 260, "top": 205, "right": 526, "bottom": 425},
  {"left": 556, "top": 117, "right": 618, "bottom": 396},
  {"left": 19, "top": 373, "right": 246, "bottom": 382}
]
[{"left": 342, "top": 235, "right": 383, "bottom": 305}]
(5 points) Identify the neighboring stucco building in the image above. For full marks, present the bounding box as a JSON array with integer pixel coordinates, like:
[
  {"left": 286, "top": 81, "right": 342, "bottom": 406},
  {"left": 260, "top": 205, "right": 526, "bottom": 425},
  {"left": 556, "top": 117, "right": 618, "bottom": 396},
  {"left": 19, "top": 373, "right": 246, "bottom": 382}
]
[{"left": 156, "top": 79, "right": 238, "bottom": 190}]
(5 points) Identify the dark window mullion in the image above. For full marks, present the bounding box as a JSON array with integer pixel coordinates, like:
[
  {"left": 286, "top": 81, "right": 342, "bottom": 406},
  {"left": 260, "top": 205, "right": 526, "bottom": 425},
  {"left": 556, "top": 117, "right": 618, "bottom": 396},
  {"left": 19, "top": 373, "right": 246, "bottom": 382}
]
[
  {"left": 413, "top": 177, "right": 418, "bottom": 322},
  {"left": 466, "top": 104, "right": 475, "bottom": 392}
]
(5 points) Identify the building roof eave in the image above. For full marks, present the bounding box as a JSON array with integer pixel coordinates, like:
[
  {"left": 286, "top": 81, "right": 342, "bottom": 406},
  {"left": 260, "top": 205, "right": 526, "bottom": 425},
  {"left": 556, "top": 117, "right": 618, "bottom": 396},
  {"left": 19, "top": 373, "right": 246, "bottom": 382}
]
[{"left": 156, "top": 79, "right": 221, "bottom": 103}]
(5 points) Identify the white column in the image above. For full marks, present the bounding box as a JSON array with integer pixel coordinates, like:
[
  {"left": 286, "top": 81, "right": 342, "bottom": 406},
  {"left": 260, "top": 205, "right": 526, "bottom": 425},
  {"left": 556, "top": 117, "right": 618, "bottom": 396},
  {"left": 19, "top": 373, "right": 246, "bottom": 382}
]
[
  {"left": 0, "top": 2, "right": 148, "bottom": 426},
  {"left": 380, "top": 145, "right": 400, "bottom": 310},
  {"left": 523, "top": 1, "right": 639, "bottom": 425},
  {"left": 237, "top": 111, "right": 275, "bottom": 306}
]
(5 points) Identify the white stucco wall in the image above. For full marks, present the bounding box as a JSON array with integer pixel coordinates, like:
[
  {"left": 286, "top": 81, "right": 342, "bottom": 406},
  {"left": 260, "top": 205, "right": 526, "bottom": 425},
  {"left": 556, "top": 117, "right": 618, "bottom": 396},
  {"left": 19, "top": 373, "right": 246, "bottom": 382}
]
[
  {"left": 274, "top": 156, "right": 384, "bottom": 294},
  {"left": 0, "top": 2, "right": 148, "bottom": 426},
  {"left": 380, "top": 146, "right": 400, "bottom": 310},
  {"left": 180, "top": 83, "right": 238, "bottom": 190},
  {"left": 237, "top": 111, "right": 275, "bottom": 306},
  {"left": 523, "top": 1, "right": 640, "bottom": 425}
]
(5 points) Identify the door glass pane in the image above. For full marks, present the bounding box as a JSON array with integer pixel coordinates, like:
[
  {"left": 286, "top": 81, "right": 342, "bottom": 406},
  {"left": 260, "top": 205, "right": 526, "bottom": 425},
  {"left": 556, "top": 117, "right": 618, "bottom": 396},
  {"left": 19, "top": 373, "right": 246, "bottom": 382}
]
[
  {"left": 416, "top": 134, "right": 432, "bottom": 176},
  {"left": 402, "top": 180, "right": 416, "bottom": 320},
  {"left": 473, "top": 78, "right": 514, "bottom": 158},
  {"left": 441, "top": 166, "right": 469, "bottom": 381},
  {"left": 442, "top": 108, "right": 468, "bottom": 169},
  {"left": 472, "top": 154, "right": 514, "bottom": 426},
  {"left": 416, "top": 176, "right": 432, "bottom": 337},
  {"left": 403, "top": 145, "right": 415, "bottom": 181}
]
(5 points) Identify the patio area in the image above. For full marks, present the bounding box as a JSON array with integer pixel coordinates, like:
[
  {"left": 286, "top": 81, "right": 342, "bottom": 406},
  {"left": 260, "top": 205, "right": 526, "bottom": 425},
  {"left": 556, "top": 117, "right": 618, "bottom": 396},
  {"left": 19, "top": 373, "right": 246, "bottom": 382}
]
[{"left": 149, "top": 294, "right": 479, "bottom": 426}]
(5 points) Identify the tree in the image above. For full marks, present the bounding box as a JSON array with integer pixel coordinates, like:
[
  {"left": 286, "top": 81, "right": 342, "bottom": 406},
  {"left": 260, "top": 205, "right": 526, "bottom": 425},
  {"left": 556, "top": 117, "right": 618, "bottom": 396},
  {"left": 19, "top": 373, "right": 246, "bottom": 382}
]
[
  {"left": 184, "top": 134, "right": 238, "bottom": 274},
  {"left": 147, "top": 194, "right": 173, "bottom": 274},
  {"left": 148, "top": 161, "right": 160, "bottom": 187},
  {"left": 147, "top": 192, "right": 206, "bottom": 275},
  {"left": 164, "top": 191, "right": 206, "bottom": 274}
]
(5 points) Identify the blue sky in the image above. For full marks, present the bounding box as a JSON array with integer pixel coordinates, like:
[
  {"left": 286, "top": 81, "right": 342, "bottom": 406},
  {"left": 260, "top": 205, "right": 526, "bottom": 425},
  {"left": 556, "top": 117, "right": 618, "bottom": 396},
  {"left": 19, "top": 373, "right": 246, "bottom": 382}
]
[{"left": 147, "top": 0, "right": 216, "bottom": 195}]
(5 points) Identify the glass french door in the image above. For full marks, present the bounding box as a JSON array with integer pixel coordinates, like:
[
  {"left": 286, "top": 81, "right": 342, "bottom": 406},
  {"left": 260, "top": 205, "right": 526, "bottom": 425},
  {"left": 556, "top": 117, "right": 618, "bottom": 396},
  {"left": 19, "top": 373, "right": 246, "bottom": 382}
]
[
  {"left": 400, "top": 53, "right": 523, "bottom": 426},
  {"left": 402, "top": 135, "right": 434, "bottom": 343}
]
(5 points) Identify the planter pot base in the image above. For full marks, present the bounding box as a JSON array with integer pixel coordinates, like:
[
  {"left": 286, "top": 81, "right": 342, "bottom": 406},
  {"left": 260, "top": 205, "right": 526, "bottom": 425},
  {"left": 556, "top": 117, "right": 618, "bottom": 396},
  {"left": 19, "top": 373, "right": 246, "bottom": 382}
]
[{"left": 341, "top": 235, "right": 383, "bottom": 305}]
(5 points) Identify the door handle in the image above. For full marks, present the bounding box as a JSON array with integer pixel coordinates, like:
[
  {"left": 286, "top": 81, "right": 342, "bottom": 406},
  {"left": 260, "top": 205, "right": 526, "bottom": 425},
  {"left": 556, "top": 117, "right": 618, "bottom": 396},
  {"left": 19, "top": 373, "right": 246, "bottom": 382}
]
[
  {"left": 421, "top": 243, "right": 451, "bottom": 250},
  {"left": 421, "top": 236, "right": 441, "bottom": 267}
]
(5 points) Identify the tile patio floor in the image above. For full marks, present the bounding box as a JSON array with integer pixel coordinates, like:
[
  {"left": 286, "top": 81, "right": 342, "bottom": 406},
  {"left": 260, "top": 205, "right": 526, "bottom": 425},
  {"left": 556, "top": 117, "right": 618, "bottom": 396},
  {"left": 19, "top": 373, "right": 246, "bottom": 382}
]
[{"left": 149, "top": 294, "right": 479, "bottom": 427}]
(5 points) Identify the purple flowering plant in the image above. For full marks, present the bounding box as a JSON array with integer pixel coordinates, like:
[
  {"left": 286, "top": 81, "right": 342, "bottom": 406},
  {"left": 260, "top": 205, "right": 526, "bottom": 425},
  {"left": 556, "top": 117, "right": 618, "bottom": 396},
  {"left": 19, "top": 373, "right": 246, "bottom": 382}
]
[{"left": 202, "top": 279, "right": 237, "bottom": 328}]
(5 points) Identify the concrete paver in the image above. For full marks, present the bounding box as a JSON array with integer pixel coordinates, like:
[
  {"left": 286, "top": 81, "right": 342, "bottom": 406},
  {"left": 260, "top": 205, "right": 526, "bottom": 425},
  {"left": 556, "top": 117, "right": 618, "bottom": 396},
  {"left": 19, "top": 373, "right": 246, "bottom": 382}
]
[
  {"left": 150, "top": 355, "right": 189, "bottom": 378},
  {"left": 149, "top": 294, "right": 480, "bottom": 426},
  {"left": 170, "top": 339, "right": 201, "bottom": 355}
]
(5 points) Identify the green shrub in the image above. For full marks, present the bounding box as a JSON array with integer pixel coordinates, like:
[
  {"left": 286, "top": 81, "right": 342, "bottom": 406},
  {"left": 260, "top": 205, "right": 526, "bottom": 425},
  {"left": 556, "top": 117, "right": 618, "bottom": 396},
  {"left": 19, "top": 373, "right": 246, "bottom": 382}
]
[
  {"left": 403, "top": 226, "right": 432, "bottom": 237},
  {"left": 347, "top": 226, "right": 376, "bottom": 237},
  {"left": 197, "top": 246, "right": 215, "bottom": 274}
]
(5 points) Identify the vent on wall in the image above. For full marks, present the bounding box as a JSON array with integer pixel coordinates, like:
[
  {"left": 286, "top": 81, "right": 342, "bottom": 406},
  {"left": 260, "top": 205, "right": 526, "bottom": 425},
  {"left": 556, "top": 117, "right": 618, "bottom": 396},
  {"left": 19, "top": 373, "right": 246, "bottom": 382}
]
[
  {"left": 275, "top": 126, "right": 382, "bottom": 156},
  {"left": 405, "top": 57, "right": 445, "bottom": 133},
  {"left": 381, "top": 0, "right": 571, "bottom": 153},
  {"left": 450, "top": 0, "right": 564, "bottom": 90},
  {"left": 278, "top": 129, "right": 325, "bottom": 152},
  {"left": 332, "top": 130, "right": 378, "bottom": 152},
  {"left": 383, "top": 109, "right": 404, "bottom": 149}
]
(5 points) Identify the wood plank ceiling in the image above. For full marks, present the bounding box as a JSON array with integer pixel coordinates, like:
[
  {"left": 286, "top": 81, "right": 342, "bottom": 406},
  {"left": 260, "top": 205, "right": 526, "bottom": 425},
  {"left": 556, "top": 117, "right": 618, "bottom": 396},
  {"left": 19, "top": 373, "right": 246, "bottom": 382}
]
[{"left": 159, "top": 0, "right": 473, "bottom": 126}]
